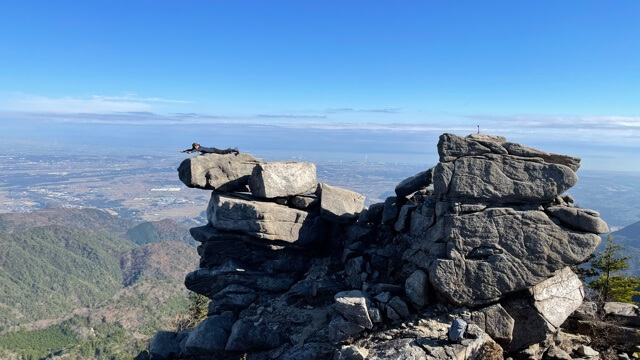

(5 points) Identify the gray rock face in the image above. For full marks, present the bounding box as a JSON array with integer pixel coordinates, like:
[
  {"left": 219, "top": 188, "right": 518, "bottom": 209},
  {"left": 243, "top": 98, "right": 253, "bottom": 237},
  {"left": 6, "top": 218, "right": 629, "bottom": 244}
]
[
  {"left": 381, "top": 196, "right": 401, "bottom": 225},
  {"left": 434, "top": 133, "right": 580, "bottom": 204},
  {"left": 289, "top": 195, "right": 319, "bottom": 210},
  {"left": 546, "top": 206, "right": 609, "bottom": 234},
  {"left": 394, "top": 204, "right": 417, "bottom": 232},
  {"left": 185, "top": 262, "right": 297, "bottom": 298},
  {"left": 184, "top": 312, "right": 235, "bottom": 355},
  {"left": 178, "top": 153, "right": 261, "bottom": 191},
  {"left": 531, "top": 267, "right": 584, "bottom": 328},
  {"left": 387, "top": 296, "right": 410, "bottom": 320},
  {"left": 472, "top": 304, "right": 514, "bottom": 347},
  {"left": 248, "top": 161, "right": 317, "bottom": 198},
  {"left": 569, "top": 301, "right": 598, "bottom": 321},
  {"left": 207, "top": 192, "right": 323, "bottom": 245},
  {"left": 334, "top": 290, "right": 374, "bottom": 330},
  {"left": 405, "top": 270, "right": 428, "bottom": 308},
  {"left": 208, "top": 285, "right": 257, "bottom": 314},
  {"left": 438, "top": 133, "right": 507, "bottom": 162},
  {"left": 426, "top": 208, "right": 600, "bottom": 306},
  {"left": 225, "top": 318, "right": 282, "bottom": 352},
  {"left": 395, "top": 168, "right": 434, "bottom": 198},
  {"left": 357, "top": 202, "right": 384, "bottom": 226},
  {"left": 503, "top": 298, "right": 555, "bottom": 351},
  {"left": 318, "top": 183, "right": 366, "bottom": 222},
  {"left": 438, "top": 133, "right": 580, "bottom": 172},
  {"left": 433, "top": 154, "right": 578, "bottom": 203},
  {"left": 149, "top": 331, "right": 188, "bottom": 360}
]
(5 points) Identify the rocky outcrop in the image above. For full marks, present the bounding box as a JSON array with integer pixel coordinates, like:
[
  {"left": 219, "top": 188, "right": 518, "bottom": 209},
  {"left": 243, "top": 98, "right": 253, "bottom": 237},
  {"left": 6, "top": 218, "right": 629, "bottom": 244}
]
[{"left": 151, "top": 133, "right": 607, "bottom": 359}]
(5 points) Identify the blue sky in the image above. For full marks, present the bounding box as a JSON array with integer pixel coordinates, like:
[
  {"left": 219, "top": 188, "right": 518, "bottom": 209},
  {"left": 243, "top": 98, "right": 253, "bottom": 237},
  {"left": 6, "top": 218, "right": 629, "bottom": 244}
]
[{"left": 0, "top": 1, "right": 639, "bottom": 170}]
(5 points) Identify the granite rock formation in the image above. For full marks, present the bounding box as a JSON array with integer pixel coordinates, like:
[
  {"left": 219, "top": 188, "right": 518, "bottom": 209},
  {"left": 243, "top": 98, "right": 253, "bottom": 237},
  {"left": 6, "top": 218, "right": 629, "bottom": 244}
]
[{"left": 150, "top": 133, "right": 607, "bottom": 359}]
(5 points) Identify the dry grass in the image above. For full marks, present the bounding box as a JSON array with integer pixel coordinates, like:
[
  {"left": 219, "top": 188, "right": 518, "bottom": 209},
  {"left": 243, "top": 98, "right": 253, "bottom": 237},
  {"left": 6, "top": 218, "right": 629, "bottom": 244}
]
[{"left": 477, "top": 341, "right": 504, "bottom": 360}]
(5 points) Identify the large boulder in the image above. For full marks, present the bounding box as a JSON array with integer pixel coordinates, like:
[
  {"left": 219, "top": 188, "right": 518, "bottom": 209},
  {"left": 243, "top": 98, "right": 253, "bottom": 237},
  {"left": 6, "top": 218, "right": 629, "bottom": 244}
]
[
  {"left": 438, "top": 133, "right": 580, "bottom": 172},
  {"left": 426, "top": 208, "right": 600, "bottom": 306},
  {"left": 207, "top": 192, "right": 324, "bottom": 245},
  {"left": 437, "top": 133, "right": 507, "bottom": 162},
  {"left": 178, "top": 153, "right": 261, "bottom": 191},
  {"left": 318, "top": 183, "right": 365, "bottom": 222},
  {"left": 248, "top": 161, "right": 317, "bottom": 198},
  {"left": 433, "top": 134, "right": 580, "bottom": 204},
  {"left": 433, "top": 154, "right": 578, "bottom": 203},
  {"left": 183, "top": 312, "right": 235, "bottom": 355}
]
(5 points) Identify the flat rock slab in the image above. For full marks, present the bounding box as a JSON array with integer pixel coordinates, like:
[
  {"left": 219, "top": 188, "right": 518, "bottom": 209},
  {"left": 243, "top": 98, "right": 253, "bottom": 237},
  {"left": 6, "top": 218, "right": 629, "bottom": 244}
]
[
  {"left": 531, "top": 267, "right": 584, "bottom": 328},
  {"left": 395, "top": 167, "right": 434, "bottom": 198},
  {"left": 249, "top": 161, "right": 317, "bottom": 198},
  {"left": 426, "top": 208, "right": 600, "bottom": 306},
  {"left": 433, "top": 154, "right": 578, "bottom": 204},
  {"left": 178, "top": 153, "right": 261, "bottom": 191},
  {"left": 546, "top": 206, "right": 609, "bottom": 234},
  {"left": 318, "top": 183, "right": 365, "bottom": 222},
  {"left": 207, "top": 192, "right": 323, "bottom": 245},
  {"left": 604, "top": 302, "right": 640, "bottom": 326}
]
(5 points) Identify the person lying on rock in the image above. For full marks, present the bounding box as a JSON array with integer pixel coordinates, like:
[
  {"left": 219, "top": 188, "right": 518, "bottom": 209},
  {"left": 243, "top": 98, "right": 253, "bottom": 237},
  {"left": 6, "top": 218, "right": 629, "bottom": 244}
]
[{"left": 180, "top": 142, "right": 240, "bottom": 155}]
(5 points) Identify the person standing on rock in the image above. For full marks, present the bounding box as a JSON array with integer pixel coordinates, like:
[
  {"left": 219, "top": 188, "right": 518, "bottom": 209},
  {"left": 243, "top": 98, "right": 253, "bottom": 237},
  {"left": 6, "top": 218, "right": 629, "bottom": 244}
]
[{"left": 180, "top": 142, "right": 240, "bottom": 155}]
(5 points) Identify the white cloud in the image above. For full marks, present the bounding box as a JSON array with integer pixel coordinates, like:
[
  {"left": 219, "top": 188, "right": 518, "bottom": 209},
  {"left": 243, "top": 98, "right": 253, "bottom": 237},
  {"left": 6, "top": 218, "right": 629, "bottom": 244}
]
[{"left": 0, "top": 93, "right": 192, "bottom": 113}]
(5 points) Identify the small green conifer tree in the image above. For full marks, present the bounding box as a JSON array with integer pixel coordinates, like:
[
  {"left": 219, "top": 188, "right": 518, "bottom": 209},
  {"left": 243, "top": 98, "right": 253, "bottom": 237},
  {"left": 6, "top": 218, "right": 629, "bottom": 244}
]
[{"left": 588, "top": 235, "right": 640, "bottom": 303}]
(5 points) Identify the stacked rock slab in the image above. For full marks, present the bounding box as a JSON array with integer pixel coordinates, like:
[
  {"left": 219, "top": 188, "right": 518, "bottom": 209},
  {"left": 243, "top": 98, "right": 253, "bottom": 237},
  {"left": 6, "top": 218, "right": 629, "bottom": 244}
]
[
  {"left": 402, "top": 133, "right": 607, "bottom": 351},
  {"left": 161, "top": 155, "right": 366, "bottom": 358}
]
